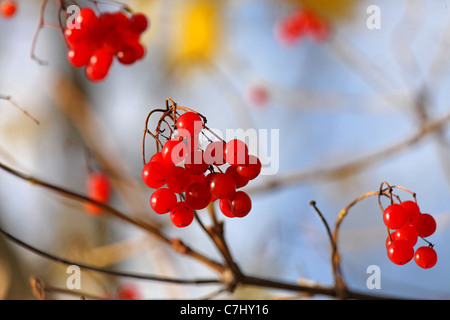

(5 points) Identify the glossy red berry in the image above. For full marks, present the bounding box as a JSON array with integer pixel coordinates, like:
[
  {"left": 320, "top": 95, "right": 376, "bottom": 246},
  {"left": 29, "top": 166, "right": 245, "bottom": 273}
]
[
  {"left": 185, "top": 183, "right": 211, "bottom": 210},
  {"left": 130, "top": 13, "right": 149, "bottom": 34},
  {"left": 219, "top": 198, "right": 235, "bottom": 218},
  {"left": 413, "top": 213, "right": 436, "bottom": 238},
  {"left": 0, "top": 0, "right": 17, "bottom": 18},
  {"left": 209, "top": 173, "right": 236, "bottom": 199},
  {"left": 76, "top": 7, "right": 98, "bottom": 30},
  {"left": 236, "top": 155, "right": 262, "bottom": 180},
  {"left": 383, "top": 204, "right": 407, "bottom": 230},
  {"left": 142, "top": 161, "right": 168, "bottom": 189},
  {"left": 176, "top": 112, "right": 203, "bottom": 138},
  {"left": 162, "top": 137, "right": 188, "bottom": 165},
  {"left": 204, "top": 141, "right": 226, "bottom": 166},
  {"left": 414, "top": 246, "right": 437, "bottom": 269},
  {"left": 189, "top": 173, "right": 206, "bottom": 185},
  {"left": 67, "top": 42, "right": 93, "bottom": 67},
  {"left": 170, "top": 202, "right": 195, "bottom": 228},
  {"left": 386, "top": 240, "right": 414, "bottom": 265},
  {"left": 225, "top": 165, "right": 248, "bottom": 189},
  {"left": 150, "top": 188, "right": 177, "bottom": 214},
  {"left": 228, "top": 191, "right": 252, "bottom": 218},
  {"left": 400, "top": 200, "right": 421, "bottom": 223},
  {"left": 184, "top": 151, "right": 209, "bottom": 175},
  {"left": 391, "top": 224, "right": 418, "bottom": 247},
  {"left": 166, "top": 166, "right": 191, "bottom": 193},
  {"left": 85, "top": 48, "right": 114, "bottom": 82},
  {"left": 117, "top": 45, "right": 139, "bottom": 65},
  {"left": 225, "top": 139, "right": 249, "bottom": 166}
]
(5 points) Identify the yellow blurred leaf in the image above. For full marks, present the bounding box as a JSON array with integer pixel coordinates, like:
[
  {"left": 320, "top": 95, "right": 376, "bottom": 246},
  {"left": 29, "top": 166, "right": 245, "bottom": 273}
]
[
  {"left": 169, "top": 0, "right": 223, "bottom": 67},
  {"left": 287, "top": 0, "right": 359, "bottom": 22}
]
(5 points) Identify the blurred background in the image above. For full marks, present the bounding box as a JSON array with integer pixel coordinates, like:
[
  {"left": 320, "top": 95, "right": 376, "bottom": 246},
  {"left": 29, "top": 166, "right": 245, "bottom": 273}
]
[{"left": 0, "top": 0, "right": 450, "bottom": 299}]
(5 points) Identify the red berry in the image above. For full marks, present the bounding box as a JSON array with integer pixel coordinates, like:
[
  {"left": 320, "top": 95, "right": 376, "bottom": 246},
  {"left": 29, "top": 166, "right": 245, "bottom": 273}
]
[
  {"left": 185, "top": 183, "right": 211, "bottom": 210},
  {"left": 0, "top": 0, "right": 17, "bottom": 19},
  {"left": 117, "top": 45, "right": 139, "bottom": 65},
  {"left": 130, "top": 13, "right": 149, "bottom": 34},
  {"left": 228, "top": 191, "right": 252, "bottom": 218},
  {"left": 386, "top": 240, "right": 414, "bottom": 265},
  {"left": 150, "top": 188, "right": 177, "bottom": 214},
  {"left": 166, "top": 166, "right": 191, "bottom": 193},
  {"left": 247, "top": 84, "right": 269, "bottom": 107},
  {"left": 414, "top": 246, "right": 437, "bottom": 269},
  {"left": 236, "top": 155, "right": 261, "bottom": 180},
  {"left": 85, "top": 48, "right": 114, "bottom": 82},
  {"left": 85, "top": 172, "right": 111, "bottom": 215},
  {"left": 142, "top": 161, "right": 169, "bottom": 189},
  {"left": 413, "top": 213, "right": 436, "bottom": 238},
  {"left": 162, "top": 137, "right": 188, "bottom": 165},
  {"left": 117, "top": 283, "right": 140, "bottom": 300},
  {"left": 209, "top": 173, "right": 236, "bottom": 199},
  {"left": 184, "top": 150, "right": 209, "bottom": 175},
  {"left": 225, "top": 165, "right": 248, "bottom": 189},
  {"left": 392, "top": 224, "right": 418, "bottom": 247},
  {"left": 383, "top": 204, "right": 407, "bottom": 230},
  {"left": 400, "top": 200, "right": 421, "bottom": 223},
  {"left": 219, "top": 198, "right": 235, "bottom": 218},
  {"left": 131, "top": 42, "right": 146, "bottom": 60},
  {"left": 76, "top": 8, "right": 98, "bottom": 30},
  {"left": 225, "top": 139, "right": 249, "bottom": 165},
  {"left": 67, "top": 42, "right": 93, "bottom": 67},
  {"left": 176, "top": 112, "right": 203, "bottom": 138},
  {"left": 304, "top": 10, "right": 329, "bottom": 41},
  {"left": 189, "top": 173, "right": 206, "bottom": 185},
  {"left": 204, "top": 141, "right": 226, "bottom": 166},
  {"left": 149, "top": 151, "right": 168, "bottom": 165},
  {"left": 170, "top": 202, "right": 195, "bottom": 228},
  {"left": 64, "top": 28, "right": 86, "bottom": 47},
  {"left": 274, "top": 9, "right": 308, "bottom": 47},
  {"left": 385, "top": 234, "right": 394, "bottom": 248}
]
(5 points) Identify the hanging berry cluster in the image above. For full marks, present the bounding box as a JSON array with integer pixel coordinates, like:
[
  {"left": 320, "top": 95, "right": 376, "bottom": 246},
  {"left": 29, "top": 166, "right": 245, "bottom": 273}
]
[
  {"left": 0, "top": 0, "right": 17, "bottom": 19},
  {"left": 381, "top": 184, "right": 437, "bottom": 269},
  {"left": 142, "top": 99, "right": 262, "bottom": 228},
  {"left": 274, "top": 7, "right": 330, "bottom": 47},
  {"left": 64, "top": 7, "right": 149, "bottom": 82}
]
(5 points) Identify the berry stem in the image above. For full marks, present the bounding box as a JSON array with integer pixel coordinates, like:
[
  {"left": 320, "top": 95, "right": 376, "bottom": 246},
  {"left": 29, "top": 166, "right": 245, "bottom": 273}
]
[
  {"left": 0, "top": 94, "right": 40, "bottom": 125},
  {"left": 0, "top": 227, "right": 220, "bottom": 285}
]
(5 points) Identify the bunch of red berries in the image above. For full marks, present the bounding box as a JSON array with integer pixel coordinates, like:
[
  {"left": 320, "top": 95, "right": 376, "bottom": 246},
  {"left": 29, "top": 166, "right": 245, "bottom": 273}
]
[
  {"left": 0, "top": 0, "right": 17, "bottom": 19},
  {"left": 383, "top": 200, "right": 437, "bottom": 269},
  {"left": 274, "top": 8, "right": 329, "bottom": 47},
  {"left": 64, "top": 7, "right": 149, "bottom": 82},
  {"left": 142, "top": 109, "right": 262, "bottom": 228}
]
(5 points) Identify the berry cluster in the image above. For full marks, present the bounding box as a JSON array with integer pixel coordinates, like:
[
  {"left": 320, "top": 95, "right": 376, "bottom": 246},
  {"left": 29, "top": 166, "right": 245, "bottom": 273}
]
[
  {"left": 0, "top": 0, "right": 17, "bottom": 19},
  {"left": 64, "top": 8, "right": 149, "bottom": 82},
  {"left": 142, "top": 109, "right": 262, "bottom": 228},
  {"left": 274, "top": 8, "right": 329, "bottom": 47},
  {"left": 84, "top": 172, "right": 112, "bottom": 215},
  {"left": 383, "top": 200, "right": 437, "bottom": 269}
]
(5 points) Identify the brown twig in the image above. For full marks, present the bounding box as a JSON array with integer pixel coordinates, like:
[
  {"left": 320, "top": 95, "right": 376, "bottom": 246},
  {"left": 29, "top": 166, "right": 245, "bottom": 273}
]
[
  {"left": 1, "top": 226, "right": 220, "bottom": 286},
  {"left": 0, "top": 95, "right": 40, "bottom": 125},
  {"left": 245, "top": 108, "right": 450, "bottom": 195}
]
